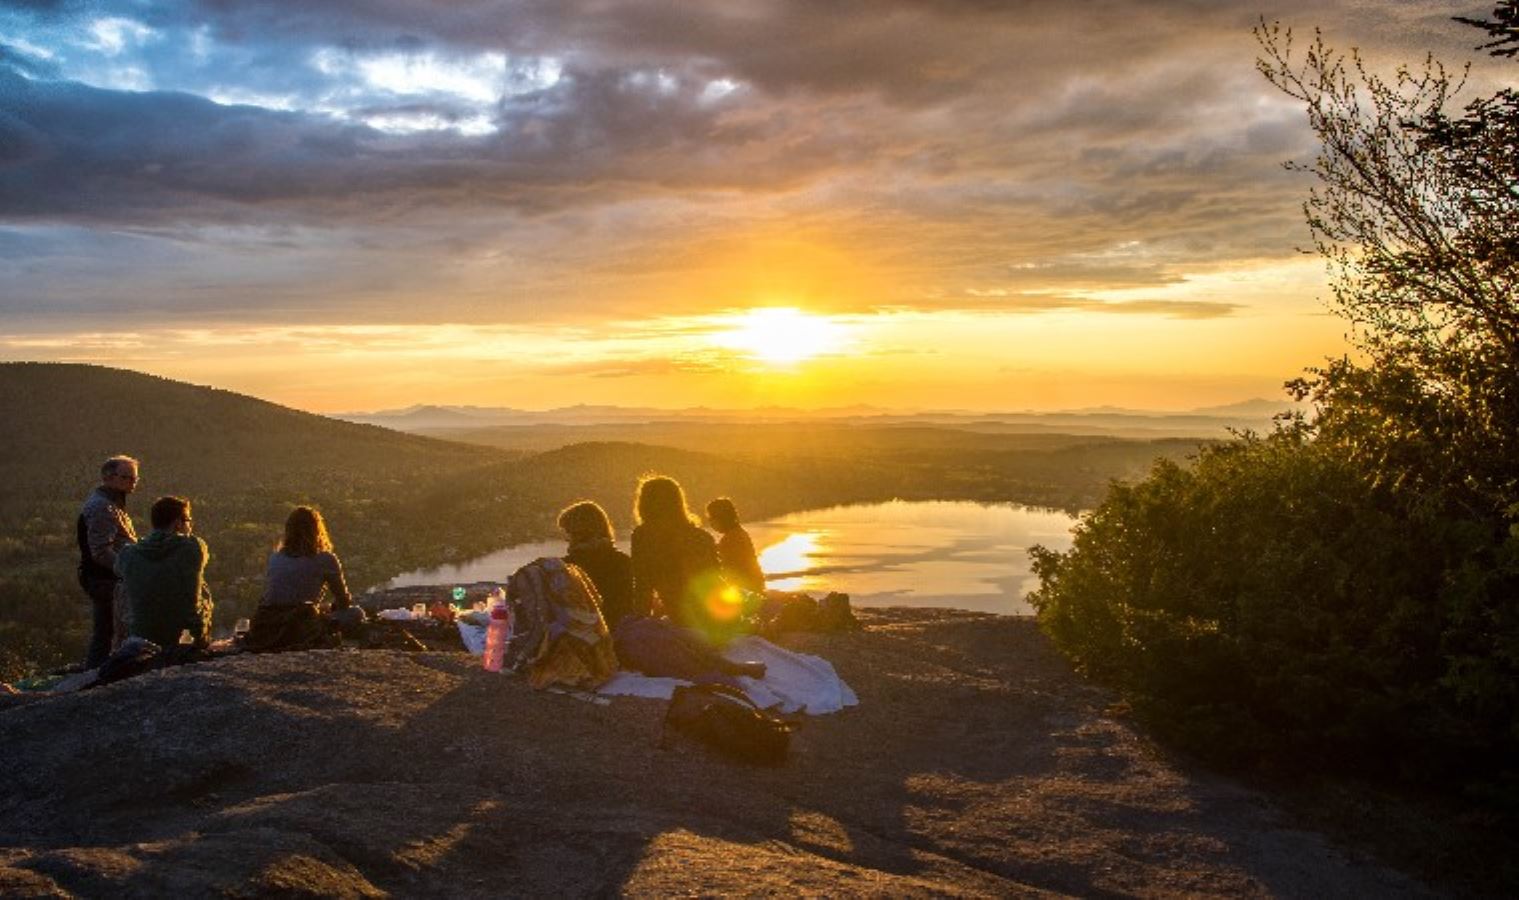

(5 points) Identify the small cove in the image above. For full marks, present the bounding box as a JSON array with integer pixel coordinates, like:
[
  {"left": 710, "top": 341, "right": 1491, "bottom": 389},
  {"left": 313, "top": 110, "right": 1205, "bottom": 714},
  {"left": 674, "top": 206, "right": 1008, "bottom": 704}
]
[{"left": 386, "top": 499, "right": 1079, "bottom": 615}]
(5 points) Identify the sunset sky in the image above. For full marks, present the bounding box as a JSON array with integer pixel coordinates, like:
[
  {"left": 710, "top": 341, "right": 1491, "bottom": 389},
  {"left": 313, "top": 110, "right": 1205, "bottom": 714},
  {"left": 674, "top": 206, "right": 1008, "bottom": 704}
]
[{"left": 0, "top": 1, "right": 1502, "bottom": 413}]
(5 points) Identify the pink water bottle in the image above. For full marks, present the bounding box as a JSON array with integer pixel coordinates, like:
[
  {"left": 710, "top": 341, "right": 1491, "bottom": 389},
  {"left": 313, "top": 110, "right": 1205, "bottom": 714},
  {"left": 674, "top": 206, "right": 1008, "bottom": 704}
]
[{"left": 482, "top": 600, "right": 511, "bottom": 672}]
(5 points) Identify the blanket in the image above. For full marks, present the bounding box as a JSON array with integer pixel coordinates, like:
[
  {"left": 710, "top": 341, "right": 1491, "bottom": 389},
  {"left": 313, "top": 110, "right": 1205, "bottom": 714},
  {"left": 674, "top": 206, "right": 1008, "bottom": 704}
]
[{"left": 597, "top": 636, "right": 858, "bottom": 715}]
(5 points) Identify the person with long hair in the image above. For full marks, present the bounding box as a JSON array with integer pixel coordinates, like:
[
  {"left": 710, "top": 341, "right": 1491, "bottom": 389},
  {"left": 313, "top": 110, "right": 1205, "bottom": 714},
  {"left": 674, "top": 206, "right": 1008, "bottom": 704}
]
[
  {"left": 247, "top": 506, "right": 355, "bottom": 651},
  {"left": 264, "top": 506, "right": 351, "bottom": 609},
  {"left": 600, "top": 481, "right": 763, "bottom": 681},
  {"left": 630, "top": 475, "right": 727, "bottom": 633}
]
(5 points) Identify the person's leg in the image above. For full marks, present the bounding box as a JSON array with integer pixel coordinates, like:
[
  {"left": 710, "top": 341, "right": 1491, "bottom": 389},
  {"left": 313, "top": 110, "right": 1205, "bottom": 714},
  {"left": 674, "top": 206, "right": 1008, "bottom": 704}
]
[
  {"left": 83, "top": 579, "right": 115, "bottom": 668},
  {"left": 110, "top": 582, "right": 130, "bottom": 652},
  {"left": 668, "top": 623, "right": 766, "bottom": 680}
]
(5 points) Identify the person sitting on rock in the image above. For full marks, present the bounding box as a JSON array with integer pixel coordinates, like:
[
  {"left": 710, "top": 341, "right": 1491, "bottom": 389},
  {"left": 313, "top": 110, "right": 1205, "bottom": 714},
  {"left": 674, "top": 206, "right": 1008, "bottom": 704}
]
[
  {"left": 630, "top": 475, "right": 732, "bottom": 637},
  {"left": 246, "top": 506, "right": 359, "bottom": 652},
  {"left": 558, "top": 500, "right": 638, "bottom": 629},
  {"left": 561, "top": 496, "right": 764, "bottom": 683},
  {"left": 705, "top": 497, "right": 766, "bottom": 595},
  {"left": 115, "top": 496, "right": 212, "bottom": 650}
]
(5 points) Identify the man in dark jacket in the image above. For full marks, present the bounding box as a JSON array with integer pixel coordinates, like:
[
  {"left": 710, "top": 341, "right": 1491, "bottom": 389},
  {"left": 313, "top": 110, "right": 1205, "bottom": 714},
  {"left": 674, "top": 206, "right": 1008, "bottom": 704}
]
[
  {"left": 115, "top": 496, "right": 213, "bottom": 649},
  {"left": 77, "top": 455, "right": 139, "bottom": 668}
]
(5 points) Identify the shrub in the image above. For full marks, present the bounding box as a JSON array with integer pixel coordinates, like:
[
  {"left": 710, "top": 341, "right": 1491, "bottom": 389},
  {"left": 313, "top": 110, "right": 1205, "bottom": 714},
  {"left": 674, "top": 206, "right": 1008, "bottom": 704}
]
[{"left": 1030, "top": 428, "right": 1519, "bottom": 789}]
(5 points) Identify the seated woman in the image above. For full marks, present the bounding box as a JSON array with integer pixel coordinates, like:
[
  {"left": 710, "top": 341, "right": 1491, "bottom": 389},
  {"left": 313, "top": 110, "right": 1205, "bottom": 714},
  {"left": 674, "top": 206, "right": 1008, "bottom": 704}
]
[
  {"left": 705, "top": 497, "right": 766, "bottom": 595},
  {"left": 630, "top": 475, "right": 733, "bottom": 633},
  {"left": 558, "top": 500, "right": 639, "bottom": 629},
  {"left": 615, "top": 478, "right": 763, "bottom": 680},
  {"left": 246, "top": 506, "right": 359, "bottom": 651}
]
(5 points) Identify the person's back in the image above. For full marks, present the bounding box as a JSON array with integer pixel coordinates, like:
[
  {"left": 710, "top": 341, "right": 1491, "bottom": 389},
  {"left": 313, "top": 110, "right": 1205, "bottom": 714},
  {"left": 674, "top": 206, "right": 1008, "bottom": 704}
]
[
  {"left": 630, "top": 518, "right": 720, "bottom": 628},
  {"left": 115, "top": 496, "right": 212, "bottom": 649},
  {"left": 715, "top": 526, "right": 764, "bottom": 594},
  {"left": 247, "top": 506, "right": 354, "bottom": 653},
  {"left": 263, "top": 550, "right": 350, "bottom": 609},
  {"left": 707, "top": 497, "right": 765, "bottom": 595},
  {"left": 565, "top": 539, "right": 636, "bottom": 627},
  {"left": 557, "top": 500, "right": 640, "bottom": 628}
]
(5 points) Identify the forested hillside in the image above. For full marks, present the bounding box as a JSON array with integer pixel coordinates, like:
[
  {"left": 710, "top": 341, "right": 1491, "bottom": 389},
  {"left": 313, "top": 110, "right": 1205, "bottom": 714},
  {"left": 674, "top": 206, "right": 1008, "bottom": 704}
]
[
  {"left": 0, "top": 363, "right": 1200, "bottom": 678},
  {"left": 0, "top": 365, "right": 867, "bottom": 677}
]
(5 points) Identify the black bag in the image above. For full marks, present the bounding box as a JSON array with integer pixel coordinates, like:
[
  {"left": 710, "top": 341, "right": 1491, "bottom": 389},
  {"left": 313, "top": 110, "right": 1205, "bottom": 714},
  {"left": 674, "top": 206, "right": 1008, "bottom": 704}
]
[{"left": 662, "top": 682, "right": 796, "bottom": 766}]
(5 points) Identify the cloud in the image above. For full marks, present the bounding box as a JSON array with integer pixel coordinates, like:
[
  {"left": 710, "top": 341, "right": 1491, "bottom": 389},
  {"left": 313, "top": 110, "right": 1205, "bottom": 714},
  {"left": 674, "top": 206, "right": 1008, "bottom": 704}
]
[{"left": 0, "top": 0, "right": 1497, "bottom": 327}]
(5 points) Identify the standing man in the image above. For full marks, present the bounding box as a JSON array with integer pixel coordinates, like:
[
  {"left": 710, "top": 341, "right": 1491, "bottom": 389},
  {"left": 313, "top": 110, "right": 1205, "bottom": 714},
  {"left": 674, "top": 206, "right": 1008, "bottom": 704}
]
[
  {"left": 77, "top": 455, "right": 139, "bottom": 668},
  {"left": 116, "top": 496, "right": 213, "bottom": 650}
]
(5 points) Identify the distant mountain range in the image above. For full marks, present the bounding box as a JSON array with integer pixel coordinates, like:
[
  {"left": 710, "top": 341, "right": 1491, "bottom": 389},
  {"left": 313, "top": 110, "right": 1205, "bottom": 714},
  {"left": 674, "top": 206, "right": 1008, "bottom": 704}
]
[{"left": 336, "top": 398, "right": 1305, "bottom": 438}]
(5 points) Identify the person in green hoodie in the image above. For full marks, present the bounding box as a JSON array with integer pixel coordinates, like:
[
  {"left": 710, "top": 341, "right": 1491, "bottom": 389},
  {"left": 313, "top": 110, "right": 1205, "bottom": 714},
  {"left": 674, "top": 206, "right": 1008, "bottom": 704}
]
[{"left": 115, "top": 496, "right": 213, "bottom": 649}]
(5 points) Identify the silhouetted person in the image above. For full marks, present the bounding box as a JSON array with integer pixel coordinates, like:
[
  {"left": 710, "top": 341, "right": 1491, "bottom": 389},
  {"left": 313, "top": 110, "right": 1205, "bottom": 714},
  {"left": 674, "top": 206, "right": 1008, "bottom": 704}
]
[
  {"left": 558, "top": 500, "right": 638, "bottom": 629},
  {"left": 630, "top": 475, "right": 727, "bottom": 634},
  {"left": 706, "top": 497, "right": 766, "bottom": 595},
  {"left": 116, "top": 496, "right": 212, "bottom": 650},
  {"left": 568, "top": 492, "right": 761, "bottom": 680},
  {"left": 77, "top": 455, "right": 139, "bottom": 668}
]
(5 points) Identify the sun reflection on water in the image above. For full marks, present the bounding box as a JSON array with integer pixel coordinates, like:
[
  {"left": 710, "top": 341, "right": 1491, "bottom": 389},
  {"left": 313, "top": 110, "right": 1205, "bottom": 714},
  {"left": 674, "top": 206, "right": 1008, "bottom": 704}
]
[{"left": 758, "top": 531, "right": 825, "bottom": 591}]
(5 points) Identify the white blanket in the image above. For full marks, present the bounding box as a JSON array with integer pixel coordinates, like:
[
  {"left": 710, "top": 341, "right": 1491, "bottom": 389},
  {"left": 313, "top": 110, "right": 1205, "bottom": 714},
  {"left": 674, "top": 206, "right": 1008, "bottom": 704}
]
[{"left": 596, "top": 635, "right": 858, "bottom": 715}]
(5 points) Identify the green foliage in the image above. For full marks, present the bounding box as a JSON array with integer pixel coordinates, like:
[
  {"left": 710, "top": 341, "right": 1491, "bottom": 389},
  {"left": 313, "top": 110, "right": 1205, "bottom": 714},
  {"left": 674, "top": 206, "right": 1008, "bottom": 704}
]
[
  {"left": 1031, "top": 432, "right": 1519, "bottom": 782},
  {"left": 1032, "top": 12, "right": 1519, "bottom": 801}
]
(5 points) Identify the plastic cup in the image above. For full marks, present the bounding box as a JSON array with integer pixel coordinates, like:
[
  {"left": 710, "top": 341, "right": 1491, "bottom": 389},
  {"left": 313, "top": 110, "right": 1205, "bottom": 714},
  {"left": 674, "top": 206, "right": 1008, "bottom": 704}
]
[
  {"left": 234, "top": 618, "right": 251, "bottom": 637},
  {"left": 412, "top": 603, "right": 428, "bottom": 620}
]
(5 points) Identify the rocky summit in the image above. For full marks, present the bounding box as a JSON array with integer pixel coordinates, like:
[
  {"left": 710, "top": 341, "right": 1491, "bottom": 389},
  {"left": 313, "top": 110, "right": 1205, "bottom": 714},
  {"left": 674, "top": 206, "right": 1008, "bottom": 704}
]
[{"left": 0, "top": 610, "right": 1421, "bottom": 897}]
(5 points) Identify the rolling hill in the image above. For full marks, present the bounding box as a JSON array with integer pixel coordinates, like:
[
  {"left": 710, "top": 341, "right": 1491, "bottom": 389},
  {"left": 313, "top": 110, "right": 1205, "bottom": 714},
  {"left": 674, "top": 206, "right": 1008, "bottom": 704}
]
[
  {"left": 0, "top": 363, "right": 1204, "bottom": 678},
  {"left": 0, "top": 365, "right": 861, "bottom": 677}
]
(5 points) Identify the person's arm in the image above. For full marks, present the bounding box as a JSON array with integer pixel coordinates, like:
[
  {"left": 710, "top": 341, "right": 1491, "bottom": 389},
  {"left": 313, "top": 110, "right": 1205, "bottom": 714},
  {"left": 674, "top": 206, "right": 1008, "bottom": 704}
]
[
  {"left": 323, "top": 553, "right": 352, "bottom": 610},
  {"left": 190, "top": 538, "right": 212, "bottom": 646},
  {"left": 86, "top": 502, "right": 132, "bottom": 571},
  {"left": 630, "top": 529, "right": 659, "bottom": 617}
]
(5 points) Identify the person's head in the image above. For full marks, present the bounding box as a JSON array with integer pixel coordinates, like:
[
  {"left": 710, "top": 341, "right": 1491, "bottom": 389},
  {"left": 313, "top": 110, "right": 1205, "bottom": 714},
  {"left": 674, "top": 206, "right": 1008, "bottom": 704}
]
[
  {"left": 100, "top": 455, "right": 140, "bottom": 494},
  {"left": 149, "top": 496, "right": 191, "bottom": 533},
  {"left": 705, "top": 497, "right": 740, "bottom": 532},
  {"left": 558, "top": 500, "right": 615, "bottom": 545},
  {"left": 635, "top": 474, "right": 697, "bottom": 527},
  {"left": 280, "top": 505, "right": 333, "bottom": 557}
]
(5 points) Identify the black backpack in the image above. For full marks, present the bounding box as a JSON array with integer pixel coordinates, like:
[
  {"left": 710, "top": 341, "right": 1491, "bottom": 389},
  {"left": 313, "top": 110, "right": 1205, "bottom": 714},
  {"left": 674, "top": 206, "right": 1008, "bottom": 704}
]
[{"left": 662, "top": 682, "right": 796, "bottom": 766}]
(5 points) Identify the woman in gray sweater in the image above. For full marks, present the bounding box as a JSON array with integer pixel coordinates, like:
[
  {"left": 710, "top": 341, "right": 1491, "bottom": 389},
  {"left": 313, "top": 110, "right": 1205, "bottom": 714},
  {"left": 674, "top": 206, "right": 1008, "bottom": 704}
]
[
  {"left": 263, "top": 506, "right": 352, "bottom": 610},
  {"left": 246, "top": 506, "right": 353, "bottom": 651}
]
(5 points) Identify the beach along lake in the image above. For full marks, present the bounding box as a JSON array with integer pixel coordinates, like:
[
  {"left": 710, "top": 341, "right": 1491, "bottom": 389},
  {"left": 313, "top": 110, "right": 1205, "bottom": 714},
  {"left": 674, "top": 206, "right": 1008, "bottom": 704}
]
[{"left": 386, "top": 500, "right": 1079, "bottom": 615}]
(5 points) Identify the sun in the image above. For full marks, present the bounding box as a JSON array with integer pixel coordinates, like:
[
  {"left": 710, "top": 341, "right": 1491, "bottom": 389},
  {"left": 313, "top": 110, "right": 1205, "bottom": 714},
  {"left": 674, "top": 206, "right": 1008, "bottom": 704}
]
[{"left": 716, "top": 307, "right": 847, "bottom": 365}]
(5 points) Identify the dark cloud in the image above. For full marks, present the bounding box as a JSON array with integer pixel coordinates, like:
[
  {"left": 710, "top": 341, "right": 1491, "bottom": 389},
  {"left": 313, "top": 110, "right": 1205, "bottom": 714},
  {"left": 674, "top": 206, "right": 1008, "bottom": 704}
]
[
  {"left": 0, "top": 0, "right": 1500, "bottom": 324},
  {"left": 0, "top": 60, "right": 866, "bottom": 223}
]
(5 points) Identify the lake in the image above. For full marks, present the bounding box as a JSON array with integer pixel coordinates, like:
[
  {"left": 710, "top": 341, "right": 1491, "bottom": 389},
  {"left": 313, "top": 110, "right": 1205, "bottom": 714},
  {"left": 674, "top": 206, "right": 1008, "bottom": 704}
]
[{"left": 386, "top": 499, "right": 1079, "bottom": 615}]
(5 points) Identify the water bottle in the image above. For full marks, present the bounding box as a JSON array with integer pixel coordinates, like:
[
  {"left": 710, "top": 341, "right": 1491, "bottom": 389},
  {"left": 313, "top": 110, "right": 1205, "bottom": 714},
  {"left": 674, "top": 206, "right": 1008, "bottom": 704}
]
[{"left": 482, "top": 599, "right": 511, "bottom": 672}]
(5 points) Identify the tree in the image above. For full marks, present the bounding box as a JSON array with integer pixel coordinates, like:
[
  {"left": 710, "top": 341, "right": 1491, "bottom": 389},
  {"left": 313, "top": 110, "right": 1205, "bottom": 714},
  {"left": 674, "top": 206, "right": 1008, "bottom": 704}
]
[
  {"left": 1027, "top": 7, "right": 1519, "bottom": 801},
  {"left": 1256, "top": 10, "right": 1519, "bottom": 517}
]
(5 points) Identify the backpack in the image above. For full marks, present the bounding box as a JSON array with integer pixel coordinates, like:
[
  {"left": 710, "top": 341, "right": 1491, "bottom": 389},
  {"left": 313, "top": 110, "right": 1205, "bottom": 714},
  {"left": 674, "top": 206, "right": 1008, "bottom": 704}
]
[
  {"left": 503, "top": 558, "right": 619, "bottom": 689},
  {"left": 662, "top": 682, "right": 796, "bottom": 766}
]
